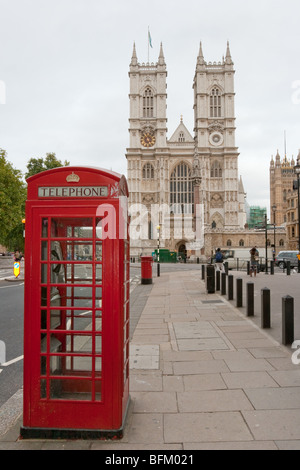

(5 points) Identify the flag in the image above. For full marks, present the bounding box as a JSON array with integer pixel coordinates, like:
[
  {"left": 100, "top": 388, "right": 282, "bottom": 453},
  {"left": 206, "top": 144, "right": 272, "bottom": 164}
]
[{"left": 148, "top": 28, "right": 153, "bottom": 48}]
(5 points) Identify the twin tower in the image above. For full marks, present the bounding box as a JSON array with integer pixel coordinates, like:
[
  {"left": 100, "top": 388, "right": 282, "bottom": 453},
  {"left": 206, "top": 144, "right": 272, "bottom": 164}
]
[{"left": 126, "top": 42, "right": 246, "bottom": 257}]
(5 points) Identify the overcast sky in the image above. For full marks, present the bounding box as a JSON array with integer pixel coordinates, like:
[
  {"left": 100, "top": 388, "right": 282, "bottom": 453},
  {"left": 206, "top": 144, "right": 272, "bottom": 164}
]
[{"left": 0, "top": 0, "right": 299, "bottom": 213}]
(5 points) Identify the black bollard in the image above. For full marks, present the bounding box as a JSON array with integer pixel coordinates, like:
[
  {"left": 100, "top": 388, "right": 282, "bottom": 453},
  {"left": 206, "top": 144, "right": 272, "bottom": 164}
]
[
  {"left": 247, "top": 261, "right": 250, "bottom": 276},
  {"left": 206, "top": 265, "right": 215, "bottom": 294},
  {"left": 236, "top": 278, "right": 243, "bottom": 308},
  {"left": 270, "top": 260, "right": 274, "bottom": 275},
  {"left": 197, "top": 257, "right": 200, "bottom": 264},
  {"left": 282, "top": 295, "right": 294, "bottom": 345},
  {"left": 261, "top": 288, "right": 271, "bottom": 328},
  {"left": 216, "top": 270, "right": 220, "bottom": 291},
  {"left": 221, "top": 272, "right": 227, "bottom": 295},
  {"left": 247, "top": 282, "right": 254, "bottom": 317},
  {"left": 224, "top": 262, "right": 229, "bottom": 275},
  {"left": 228, "top": 275, "right": 234, "bottom": 301},
  {"left": 287, "top": 261, "right": 291, "bottom": 276},
  {"left": 201, "top": 264, "right": 205, "bottom": 280}
]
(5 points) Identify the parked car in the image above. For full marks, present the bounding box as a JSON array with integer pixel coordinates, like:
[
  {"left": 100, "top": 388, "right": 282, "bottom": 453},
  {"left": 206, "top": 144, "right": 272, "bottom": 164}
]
[{"left": 275, "top": 251, "right": 299, "bottom": 269}]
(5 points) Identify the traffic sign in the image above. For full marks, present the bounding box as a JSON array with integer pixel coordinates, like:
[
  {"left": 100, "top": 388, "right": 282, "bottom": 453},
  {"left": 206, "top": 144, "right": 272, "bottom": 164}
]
[{"left": 14, "top": 262, "right": 20, "bottom": 278}]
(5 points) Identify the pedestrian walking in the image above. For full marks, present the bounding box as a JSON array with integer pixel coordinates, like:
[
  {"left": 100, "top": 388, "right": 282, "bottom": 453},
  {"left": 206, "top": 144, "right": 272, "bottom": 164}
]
[
  {"left": 215, "top": 248, "right": 225, "bottom": 272},
  {"left": 249, "top": 246, "right": 259, "bottom": 277}
]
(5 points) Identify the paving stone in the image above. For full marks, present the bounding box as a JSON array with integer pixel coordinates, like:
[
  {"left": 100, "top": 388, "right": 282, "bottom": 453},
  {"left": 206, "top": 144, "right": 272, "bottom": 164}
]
[
  {"left": 177, "top": 390, "right": 253, "bottom": 412},
  {"left": 130, "top": 373, "right": 163, "bottom": 392},
  {"left": 223, "top": 357, "right": 275, "bottom": 372},
  {"left": 222, "top": 371, "right": 279, "bottom": 389},
  {"left": 245, "top": 387, "right": 300, "bottom": 410},
  {"left": 133, "top": 328, "right": 169, "bottom": 336},
  {"left": 163, "top": 376, "right": 184, "bottom": 392},
  {"left": 269, "top": 370, "right": 300, "bottom": 387},
  {"left": 132, "top": 334, "right": 169, "bottom": 344},
  {"left": 213, "top": 350, "right": 254, "bottom": 361},
  {"left": 91, "top": 443, "right": 183, "bottom": 450},
  {"left": 130, "top": 344, "right": 160, "bottom": 369},
  {"left": 177, "top": 338, "right": 229, "bottom": 351},
  {"left": 136, "top": 323, "right": 168, "bottom": 330},
  {"left": 183, "top": 373, "right": 227, "bottom": 391},
  {"left": 227, "top": 338, "right": 276, "bottom": 349},
  {"left": 162, "top": 350, "right": 213, "bottom": 362},
  {"left": 266, "top": 357, "right": 298, "bottom": 371},
  {"left": 127, "top": 413, "right": 164, "bottom": 444},
  {"left": 275, "top": 440, "right": 300, "bottom": 450},
  {"left": 164, "top": 412, "right": 253, "bottom": 443},
  {"left": 131, "top": 392, "right": 177, "bottom": 413},
  {"left": 173, "top": 321, "right": 219, "bottom": 339},
  {"left": 225, "top": 331, "right": 269, "bottom": 340},
  {"left": 173, "top": 360, "right": 229, "bottom": 375},
  {"left": 248, "top": 347, "right": 288, "bottom": 359},
  {"left": 242, "top": 410, "right": 300, "bottom": 440},
  {"left": 183, "top": 441, "right": 278, "bottom": 450},
  {"left": 219, "top": 325, "right": 259, "bottom": 333}
]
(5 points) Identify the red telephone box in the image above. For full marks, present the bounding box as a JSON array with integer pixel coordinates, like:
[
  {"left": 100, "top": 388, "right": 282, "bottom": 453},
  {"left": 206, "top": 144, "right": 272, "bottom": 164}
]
[{"left": 21, "top": 167, "right": 130, "bottom": 439}]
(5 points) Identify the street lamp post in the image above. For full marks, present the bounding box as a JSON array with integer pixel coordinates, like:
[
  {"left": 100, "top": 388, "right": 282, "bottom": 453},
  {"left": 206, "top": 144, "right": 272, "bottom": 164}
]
[
  {"left": 265, "top": 213, "right": 269, "bottom": 274},
  {"left": 272, "top": 204, "right": 277, "bottom": 260},
  {"left": 157, "top": 225, "right": 160, "bottom": 277},
  {"left": 294, "top": 157, "right": 300, "bottom": 274}
]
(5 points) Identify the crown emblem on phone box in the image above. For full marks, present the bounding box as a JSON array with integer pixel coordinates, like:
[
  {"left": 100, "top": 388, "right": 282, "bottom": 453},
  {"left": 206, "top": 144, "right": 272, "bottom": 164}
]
[{"left": 66, "top": 172, "right": 80, "bottom": 183}]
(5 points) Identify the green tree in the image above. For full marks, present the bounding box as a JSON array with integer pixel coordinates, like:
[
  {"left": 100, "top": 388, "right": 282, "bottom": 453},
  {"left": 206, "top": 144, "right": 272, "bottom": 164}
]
[
  {"left": 0, "top": 149, "right": 26, "bottom": 251},
  {"left": 25, "top": 152, "right": 69, "bottom": 179}
]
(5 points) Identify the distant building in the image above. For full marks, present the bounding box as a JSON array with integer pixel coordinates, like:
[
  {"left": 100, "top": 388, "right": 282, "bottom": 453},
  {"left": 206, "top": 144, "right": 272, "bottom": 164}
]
[
  {"left": 286, "top": 190, "right": 299, "bottom": 250},
  {"left": 248, "top": 206, "right": 267, "bottom": 229},
  {"left": 126, "top": 41, "right": 247, "bottom": 258},
  {"left": 270, "top": 151, "right": 297, "bottom": 226}
]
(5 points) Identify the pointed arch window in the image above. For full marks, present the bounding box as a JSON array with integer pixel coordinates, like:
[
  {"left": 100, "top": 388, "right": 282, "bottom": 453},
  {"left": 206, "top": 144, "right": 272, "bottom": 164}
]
[
  {"left": 142, "top": 163, "right": 154, "bottom": 180},
  {"left": 211, "top": 160, "right": 223, "bottom": 178},
  {"left": 143, "top": 87, "right": 154, "bottom": 118},
  {"left": 210, "top": 87, "right": 222, "bottom": 118},
  {"left": 170, "top": 162, "right": 194, "bottom": 214}
]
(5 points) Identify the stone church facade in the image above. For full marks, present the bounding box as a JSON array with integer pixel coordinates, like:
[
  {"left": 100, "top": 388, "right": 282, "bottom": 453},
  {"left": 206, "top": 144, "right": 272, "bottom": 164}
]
[{"left": 126, "top": 42, "right": 249, "bottom": 258}]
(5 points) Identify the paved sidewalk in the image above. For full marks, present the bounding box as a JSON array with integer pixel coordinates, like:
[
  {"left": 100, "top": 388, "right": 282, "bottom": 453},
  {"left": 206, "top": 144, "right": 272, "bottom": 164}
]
[{"left": 1, "top": 269, "right": 300, "bottom": 450}]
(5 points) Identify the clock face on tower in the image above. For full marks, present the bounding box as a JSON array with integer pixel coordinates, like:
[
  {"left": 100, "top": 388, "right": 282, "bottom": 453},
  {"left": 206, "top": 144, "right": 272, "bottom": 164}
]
[{"left": 141, "top": 132, "right": 156, "bottom": 148}]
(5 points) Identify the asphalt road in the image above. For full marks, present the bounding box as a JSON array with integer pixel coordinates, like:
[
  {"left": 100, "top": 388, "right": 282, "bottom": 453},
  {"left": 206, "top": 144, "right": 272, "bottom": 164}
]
[{"left": 0, "top": 280, "right": 24, "bottom": 407}]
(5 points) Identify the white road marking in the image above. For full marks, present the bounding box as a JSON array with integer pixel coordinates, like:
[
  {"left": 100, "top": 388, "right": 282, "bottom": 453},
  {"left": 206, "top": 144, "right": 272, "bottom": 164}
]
[
  {"left": 1, "top": 355, "right": 24, "bottom": 367},
  {"left": 80, "top": 310, "right": 92, "bottom": 316},
  {"left": 0, "top": 282, "right": 24, "bottom": 289}
]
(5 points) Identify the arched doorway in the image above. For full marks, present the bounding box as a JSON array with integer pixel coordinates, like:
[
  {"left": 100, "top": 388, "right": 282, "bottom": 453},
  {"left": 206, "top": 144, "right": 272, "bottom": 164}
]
[{"left": 177, "top": 242, "right": 187, "bottom": 260}]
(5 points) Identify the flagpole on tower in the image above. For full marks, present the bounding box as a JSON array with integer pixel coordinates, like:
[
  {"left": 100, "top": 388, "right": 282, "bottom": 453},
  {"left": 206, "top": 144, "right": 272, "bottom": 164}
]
[
  {"left": 148, "top": 26, "right": 150, "bottom": 63},
  {"left": 148, "top": 26, "right": 153, "bottom": 63}
]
